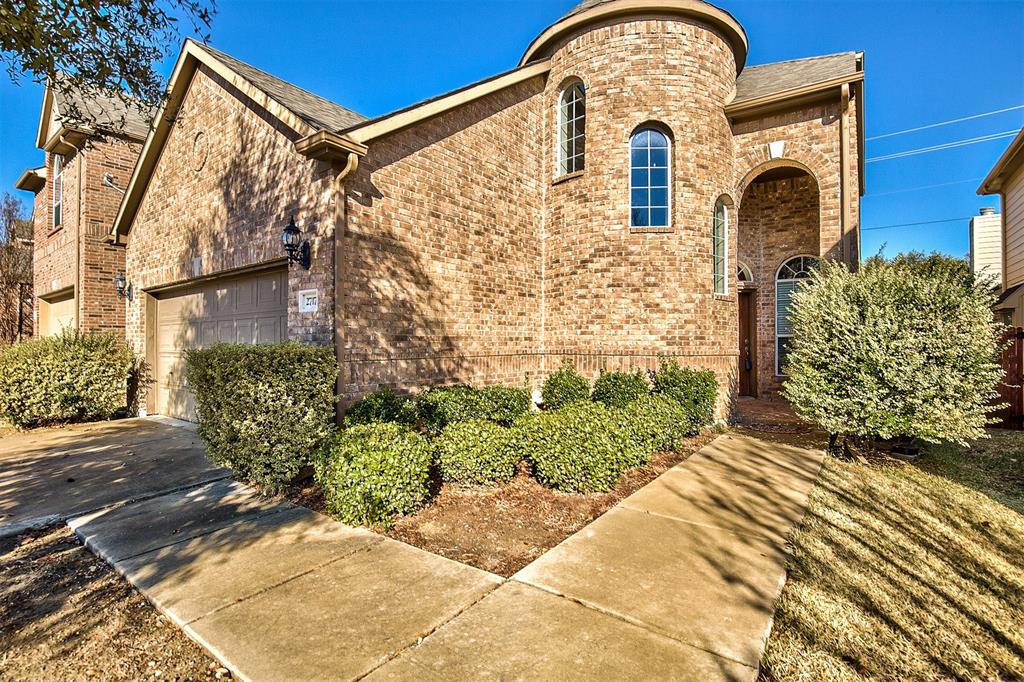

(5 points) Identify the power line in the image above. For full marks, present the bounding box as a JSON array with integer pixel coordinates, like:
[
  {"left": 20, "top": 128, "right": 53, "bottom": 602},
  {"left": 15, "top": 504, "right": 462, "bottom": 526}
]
[
  {"left": 864, "top": 216, "right": 974, "bottom": 232},
  {"left": 867, "top": 104, "right": 1024, "bottom": 141},
  {"left": 866, "top": 130, "right": 1019, "bottom": 163},
  {"left": 869, "top": 177, "right": 984, "bottom": 197}
]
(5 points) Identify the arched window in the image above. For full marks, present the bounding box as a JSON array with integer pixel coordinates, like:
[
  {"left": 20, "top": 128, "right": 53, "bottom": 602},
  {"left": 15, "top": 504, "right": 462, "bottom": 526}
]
[
  {"left": 630, "top": 128, "right": 670, "bottom": 227},
  {"left": 737, "top": 262, "right": 753, "bottom": 283},
  {"left": 558, "top": 82, "right": 585, "bottom": 176},
  {"left": 713, "top": 199, "right": 728, "bottom": 294},
  {"left": 52, "top": 154, "right": 64, "bottom": 228},
  {"left": 775, "top": 255, "right": 819, "bottom": 375}
]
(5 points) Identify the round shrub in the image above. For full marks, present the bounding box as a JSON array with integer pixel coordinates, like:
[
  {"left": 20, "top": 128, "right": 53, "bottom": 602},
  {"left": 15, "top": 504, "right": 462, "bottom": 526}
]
[
  {"left": 541, "top": 362, "right": 590, "bottom": 410},
  {"left": 591, "top": 369, "right": 649, "bottom": 408},
  {"left": 613, "top": 395, "right": 695, "bottom": 459},
  {"left": 436, "top": 419, "right": 520, "bottom": 485},
  {"left": 343, "top": 386, "right": 418, "bottom": 428},
  {"left": 480, "top": 385, "right": 531, "bottom": 424},
  {"left": 514, "top": 401, "right": 642, "bottom": 493},
  {"left": 416, "top": 385, "right": 488, "bottom": 434},
  {"left": 0, "top": 330, "right": 135, "bottom": 428},
  {"left": 650, "top": 358, "right": 717, "bottom": 427},
  {"left": 184, "top": 342, "right": 337, "bottom": 492},
  {"left": 315, "top": 423, "right": 433, "bottom": 526}
]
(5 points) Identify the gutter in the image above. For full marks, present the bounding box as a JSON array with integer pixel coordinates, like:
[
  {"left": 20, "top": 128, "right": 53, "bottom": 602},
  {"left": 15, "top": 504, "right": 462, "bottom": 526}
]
[{"left": 724, "top": 71, "right": 865, "bottom": 119}]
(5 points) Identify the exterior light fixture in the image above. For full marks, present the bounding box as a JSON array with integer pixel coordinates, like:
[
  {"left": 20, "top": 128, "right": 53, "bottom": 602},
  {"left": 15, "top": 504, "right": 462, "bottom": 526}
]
[
  {"left": 113, "top": 271, "right": 132, "bottom": 301},
  {"left": 281, "top": 215, "right": 311, "bottom": 269}
]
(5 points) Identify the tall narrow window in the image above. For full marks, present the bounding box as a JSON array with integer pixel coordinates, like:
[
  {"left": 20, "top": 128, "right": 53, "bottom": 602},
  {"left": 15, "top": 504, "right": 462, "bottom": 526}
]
[
  {"left": 713, "top": 199, "right": 728, "bottom": 293},
  {"left": 558, "top": 82, "right": 585, "bottom": 176},
  {"left": 775, "top": 255, "right": 819, "bottom": 374},
  {"left": 52, "top": 154, "right": 64, "bottom": 228},
  {"left": 630, "top": 128, "right": 670, "bottom": 227}
]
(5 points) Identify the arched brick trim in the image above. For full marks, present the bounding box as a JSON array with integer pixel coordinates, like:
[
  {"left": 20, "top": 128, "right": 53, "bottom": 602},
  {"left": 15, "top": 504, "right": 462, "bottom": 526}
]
[{"left": 733, "top": 139, "right": 834, "bottom": 195}]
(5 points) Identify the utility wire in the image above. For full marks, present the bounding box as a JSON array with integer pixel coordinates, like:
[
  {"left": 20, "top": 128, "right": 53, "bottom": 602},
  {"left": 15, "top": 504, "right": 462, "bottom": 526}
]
[
  {"left": 866, "top": 130, "right": 1019, "bottom": 163},
  {"left": 862, "top": 216, "right": 980, "bottom": 232},
  {"left": 867, "top": 104, "right": 1024, "bottom": 141},
  {"left": 869, "top": 177, "right": 984, "bottom": 197}
]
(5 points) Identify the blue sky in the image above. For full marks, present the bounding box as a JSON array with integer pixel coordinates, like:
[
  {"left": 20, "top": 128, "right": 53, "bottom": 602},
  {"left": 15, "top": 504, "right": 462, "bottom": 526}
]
[{"left": 1, "top": 0, "right": 1022, "bottom": 258}]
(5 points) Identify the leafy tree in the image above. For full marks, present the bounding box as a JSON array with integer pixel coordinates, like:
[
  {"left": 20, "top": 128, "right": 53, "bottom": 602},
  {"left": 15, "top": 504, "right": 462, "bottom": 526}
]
[
  {"left": 782, "top": 253, "right": 1004, "bottom": 448},
  {"left": 0, "top": 193, "right": 32, "bottom": 344},
  {"left": 1, "top": 0, "right": 214, "bottom": 126}
]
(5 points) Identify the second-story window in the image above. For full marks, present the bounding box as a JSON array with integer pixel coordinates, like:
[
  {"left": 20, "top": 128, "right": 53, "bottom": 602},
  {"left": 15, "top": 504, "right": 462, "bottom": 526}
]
[
  {"left": 52, "top": 154, "right": 64, "bottom": 228},
  {"left": 630, "top": 128, "right": 671, "bottom": 228},
  {"left": 557, "top": 82, "right": 585, "bottom": 176}
]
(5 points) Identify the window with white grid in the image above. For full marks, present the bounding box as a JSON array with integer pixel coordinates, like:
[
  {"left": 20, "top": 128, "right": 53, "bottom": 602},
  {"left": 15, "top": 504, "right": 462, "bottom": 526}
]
[
  {"left": 629, "top": 128, "right": 670, "bottom": 227},
  {"left": 558, "top": 82, "right": 585, "bottom": 176}
]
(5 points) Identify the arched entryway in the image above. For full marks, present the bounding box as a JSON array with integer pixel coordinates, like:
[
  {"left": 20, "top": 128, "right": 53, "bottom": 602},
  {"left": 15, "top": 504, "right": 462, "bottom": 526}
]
[{"left": 736, "top": 164, "right": 820, "bottom": 398}]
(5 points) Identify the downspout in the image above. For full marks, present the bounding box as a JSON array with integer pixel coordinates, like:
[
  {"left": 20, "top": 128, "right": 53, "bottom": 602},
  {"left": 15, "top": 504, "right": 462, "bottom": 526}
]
[
  {"left": 839, "top": 84, "right": 851, "bottom": 266},
  {"left": 73, "top": 140, "right": 83, "bottom": 331},
  {"left": 333, "top": 151, "right": 359, "bottom": 423}
]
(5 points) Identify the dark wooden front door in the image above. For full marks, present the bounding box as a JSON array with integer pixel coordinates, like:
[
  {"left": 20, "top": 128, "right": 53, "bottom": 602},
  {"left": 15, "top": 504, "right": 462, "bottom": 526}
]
[{"left": 738, "top": 290, "right": 756, "bottom": 397}]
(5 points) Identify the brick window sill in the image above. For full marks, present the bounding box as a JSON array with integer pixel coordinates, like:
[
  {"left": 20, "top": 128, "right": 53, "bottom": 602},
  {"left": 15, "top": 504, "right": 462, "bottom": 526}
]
[
  {"left": 47, "top": 225, "right": 63, "bottom": 237},
  {"left": 713, "top": 293, "right": 734, "bottom": 302},
  {"left": 629, "top": 226, "right": 674, "bottom": 234},
  {"left": 552, "top": 170, "right": 585, "bottom": 186}
]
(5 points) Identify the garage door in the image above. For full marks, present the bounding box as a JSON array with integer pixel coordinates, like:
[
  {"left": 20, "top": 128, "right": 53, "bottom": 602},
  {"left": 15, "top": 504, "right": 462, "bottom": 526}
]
[{"left": 154, "top": 269, "right": 287, "bottom": 421}]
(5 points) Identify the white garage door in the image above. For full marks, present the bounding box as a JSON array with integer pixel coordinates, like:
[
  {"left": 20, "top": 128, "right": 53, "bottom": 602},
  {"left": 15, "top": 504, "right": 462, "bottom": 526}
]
[{"left": 154, "top": 269, "right": 287, "bottom": 421}]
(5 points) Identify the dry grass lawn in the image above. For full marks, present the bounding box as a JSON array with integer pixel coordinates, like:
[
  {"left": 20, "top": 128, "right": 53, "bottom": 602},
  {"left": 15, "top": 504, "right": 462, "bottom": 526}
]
[{"left": 763, "top": 430, "right": 1024, "bottom": 680}]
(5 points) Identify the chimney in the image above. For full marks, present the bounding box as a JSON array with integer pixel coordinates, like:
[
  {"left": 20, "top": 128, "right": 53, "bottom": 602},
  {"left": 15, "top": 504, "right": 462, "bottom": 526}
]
[{"left": 980, "top": 207, "right": 996, "bottom": 216}]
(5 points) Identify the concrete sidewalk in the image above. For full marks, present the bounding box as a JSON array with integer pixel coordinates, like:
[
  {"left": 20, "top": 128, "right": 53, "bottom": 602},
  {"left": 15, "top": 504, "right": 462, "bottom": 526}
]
[{"left": 69, "top": 431, "right": 823, "bottom": 681}]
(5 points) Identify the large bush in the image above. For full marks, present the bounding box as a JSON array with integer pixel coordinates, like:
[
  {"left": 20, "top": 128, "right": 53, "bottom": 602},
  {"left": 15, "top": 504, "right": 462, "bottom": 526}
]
[
  {"left": 650, "top": 358, "right": 717, "bottom": 427},
  {"left": 343, "top": 386, "right": 418, "bottom": 428},
  {"left": 416, "top": 384, "right": 530, "bottom": 434},
  {"left": 782, "top": 253, "right": 1004, "bottom": 445},
  {"left": 315, "top": 422, "right": 433, "bottom": 526},
  {"left": 541, "top": 361, "right": 591, "bottom": 410},
  {"left": 436, "top": 419, "right": 520, "bottom": 485},
  {"left": 515, "top": 401, "right": 642, "bottom": 493},
  {"left": 479, "top": 385, "right": 531, "bottom": 424},
  {"left": 0, "top": 331, "right": 135, "bottom": 427},
  {"left": 613, "top": 394, "right": 695, "bottom": 456},
  {"left": 591, "top": 369, "right": 649, "bottom": 408},
  {"left": 185, "top": 342, "right": 337, "bottom": 491}
]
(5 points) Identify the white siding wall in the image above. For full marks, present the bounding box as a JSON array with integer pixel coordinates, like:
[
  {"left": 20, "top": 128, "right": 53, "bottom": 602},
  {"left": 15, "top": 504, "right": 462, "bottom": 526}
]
[{"left": 970, "top": 213, "right": 1003, "bottom": 285}]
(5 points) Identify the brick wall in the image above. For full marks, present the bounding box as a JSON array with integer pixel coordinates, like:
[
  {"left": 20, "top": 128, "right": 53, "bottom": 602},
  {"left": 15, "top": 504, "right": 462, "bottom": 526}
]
[
  {"left": 125, "top": 65, "right": 334, "bottom": 359},
  {"left": 736, "top": 173, "right": 820, "bottom": 397}
]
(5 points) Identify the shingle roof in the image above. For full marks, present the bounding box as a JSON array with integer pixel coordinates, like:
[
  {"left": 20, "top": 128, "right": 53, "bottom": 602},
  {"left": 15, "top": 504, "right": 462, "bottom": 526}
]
[
  {"left": 200, "top": 44, "right": 366, "bottom": 132},
  {"left": 733, "top": 52, "right": 860, "bottom": 104},
  {"left": 51, "top": 75, "right": 153, "bottom": 140}
]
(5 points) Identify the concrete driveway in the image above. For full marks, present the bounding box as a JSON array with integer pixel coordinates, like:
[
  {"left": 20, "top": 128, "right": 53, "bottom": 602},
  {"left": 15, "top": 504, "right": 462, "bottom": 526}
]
[{"left": 0, "top": 417, "right": 228, "bottom": 536}]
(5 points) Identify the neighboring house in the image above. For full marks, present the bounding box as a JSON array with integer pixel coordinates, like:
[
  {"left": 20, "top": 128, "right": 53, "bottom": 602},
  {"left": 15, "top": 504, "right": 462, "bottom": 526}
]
[
  {"left": 980, "top": 127, "right": 1024, "bottom": 325},
  {"left": 14, "top": 78, "right": 149, "bottom": 338},
  {"left": 109, "top": 0, "right": 865, "bottom": 420},
  {"left": 969, "top": 207, "right": 1003, "bottom": 287}
]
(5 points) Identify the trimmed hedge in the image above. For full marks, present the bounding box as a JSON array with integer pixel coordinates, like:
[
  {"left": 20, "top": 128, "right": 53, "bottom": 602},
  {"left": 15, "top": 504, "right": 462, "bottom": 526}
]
[
  {"left": 613, "top": 394, "right": 695, "bottom": 457},
  {"left": 591, "top": 369, "right": 649, "bottom": 408},
  {"left": 315, "top": 422, "right": 432, "bottom": 526},
  {"left": 436, "top": 419, "right": 520, "bottom": 485},
  {"left": 416, "top": 384, "right": 530, "bottom": 434},
  {"left": 515, "top": 401, "right": 642, "bottom": 493},
  {"left": 650, "top": 358, "right": 717, "bottom": 427},
  {"left": 184, "top": 342, "right": 337, "bottom": 492},
  {"left": 343, "top": 387, "right": 418, "bottom": 428},
  {"left": 0, "top": 331, "right": 135, "bottom": 428},
  {"left": 541, "top": 362, "right": 590, "bottom": 410}
]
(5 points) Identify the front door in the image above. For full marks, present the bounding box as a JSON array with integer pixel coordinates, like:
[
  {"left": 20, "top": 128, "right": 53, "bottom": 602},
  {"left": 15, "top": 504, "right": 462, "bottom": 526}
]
[{"left": 738, "top": 290, "right": 756, "bottom": 397}]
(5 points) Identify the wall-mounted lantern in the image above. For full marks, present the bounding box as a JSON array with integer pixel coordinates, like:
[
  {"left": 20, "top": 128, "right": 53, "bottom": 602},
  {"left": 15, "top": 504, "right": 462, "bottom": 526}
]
[
  {"left": 281, "top": 215, "right": 311, "bottom": 270},
  {"left": 113, "top": 271, "right": 133, "bottom": 301}
]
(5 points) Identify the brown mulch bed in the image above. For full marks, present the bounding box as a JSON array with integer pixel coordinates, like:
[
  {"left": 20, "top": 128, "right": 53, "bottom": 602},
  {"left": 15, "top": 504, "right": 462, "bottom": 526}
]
[
  {"left": 0, "top": 525, "right": 229, "bottom": 681},
  {"left": 287, "top": 430, "right": 718, "bottom": 577}
]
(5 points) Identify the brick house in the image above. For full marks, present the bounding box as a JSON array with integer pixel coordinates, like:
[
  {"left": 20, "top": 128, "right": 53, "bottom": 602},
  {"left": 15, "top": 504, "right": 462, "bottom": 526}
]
[
  {"left": 109, "top": 0, "right": 864, "bottom": 420},
  {"left": 15, "top": 79, "right": 148, "bottom": 337}
]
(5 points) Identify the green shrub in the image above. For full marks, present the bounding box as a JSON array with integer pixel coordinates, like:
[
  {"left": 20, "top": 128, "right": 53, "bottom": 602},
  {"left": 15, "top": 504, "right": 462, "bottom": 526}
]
[
  {"left": 613, "top": 395, "right": 695, "bottom": 458},
  {"left": 782, "top": 253, "right": 1004, "bottom": 446},
  {"left": 315, "top": 422, "right": 433, "bottom": 526},
  {"left": 480, "top": 385, "right": 531, "bottom": 424},
  {"left": 416, "top": 385, "right": 488, "bottom": 434},
  {"left": 185, "top": 342, "right": 337, "bottom": 492},
  {"left": 515, "top": 401, "right": 642, "bottom": 493},
  {"left": 0, "top": 330, "right": 135, "bottom": 428},
  {"left": 343, "top": 386, "right": 418, "bottom": 428},
  {"left": 650, "top": 358, "right": 717, "bottom": 427},
  {"left": 541, "top": 361, "right": 591, "bottom": 410},
  {"left": 436, "top": 419, "right": 520, "bottom": 485},
  {"left": 591, "top": 369, "right": 649, "bottom": 408}
]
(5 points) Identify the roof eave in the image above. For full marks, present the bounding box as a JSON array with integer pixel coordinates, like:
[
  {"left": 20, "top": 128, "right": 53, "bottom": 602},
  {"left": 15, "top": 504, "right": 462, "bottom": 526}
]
[
  {"left": 725, "top": 71, "right": 865, "bottom": 119},
  {"left": 979, "top": 127, "right": 1024, "bottom": 195},
  {"left": 14, "top": 167, "right": 46, "bottom": 193},
  {"left": 295, "top": 130, "right": 367, "bottom": 162}
]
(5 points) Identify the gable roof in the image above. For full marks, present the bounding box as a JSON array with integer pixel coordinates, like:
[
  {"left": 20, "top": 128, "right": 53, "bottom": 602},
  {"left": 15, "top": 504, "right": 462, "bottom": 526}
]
[
  {"left": 197, "top": 44, "right": 365, "bottom": 132},
  {"left": 979, "top": 127, "right": 1024, "bottom": 195},
  {"left": 733, "top": 52, "right": 861, "bottom": 105},
  {"left": 36, "top": 75, "right": 153, "bottom": 150}
]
